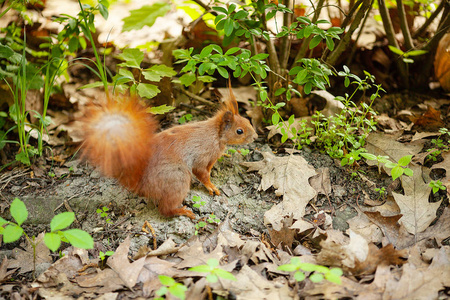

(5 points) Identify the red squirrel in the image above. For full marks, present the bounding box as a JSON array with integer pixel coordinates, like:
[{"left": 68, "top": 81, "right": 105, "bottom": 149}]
[{"left": 81, "top": 89, "right": 257, "bottom": 219}]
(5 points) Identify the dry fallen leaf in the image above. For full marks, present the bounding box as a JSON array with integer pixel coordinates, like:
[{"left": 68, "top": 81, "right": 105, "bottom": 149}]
[
  {"left": 393, "top": 165, "right": 442, "bottom": 235},
  {"left": 383, "top": 246, "right": 450, "bottom": 299},
  {"left": 410, "top": 106, "right": 445, "bottom": 131},
  {"left": 242, "top": 151, "right": 317, "bottom": 231},
  {"left": 107, "top": 236, "right": 147, "bottom": 289},
  {"left": 8, "top": 233, "right": 52, "bottom": 274}
]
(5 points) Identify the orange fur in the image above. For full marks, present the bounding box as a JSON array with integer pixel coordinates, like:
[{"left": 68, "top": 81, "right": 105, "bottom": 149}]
[{"left": 81, "top": 93, "right": 257, "bottom": 219}]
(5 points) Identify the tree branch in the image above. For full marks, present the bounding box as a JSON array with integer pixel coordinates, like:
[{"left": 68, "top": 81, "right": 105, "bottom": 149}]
[
  {"left": 412, "top": 0, "right": 446, "bottom": 39},
  {"left": 326, "top": 0, "right": 372, "bottom": 65}
]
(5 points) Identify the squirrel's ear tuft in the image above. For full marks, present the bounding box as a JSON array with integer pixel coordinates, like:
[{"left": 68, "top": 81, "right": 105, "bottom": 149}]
[{"left": 225, "top": 78, "right": 239, "bottom": 115}]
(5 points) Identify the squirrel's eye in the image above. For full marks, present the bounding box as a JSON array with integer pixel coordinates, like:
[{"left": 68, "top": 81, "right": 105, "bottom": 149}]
[{"left": 237, "top": 129, "right": 244, "bottom": 135}]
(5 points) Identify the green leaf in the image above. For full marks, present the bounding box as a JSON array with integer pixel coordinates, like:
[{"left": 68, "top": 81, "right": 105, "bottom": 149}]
[
  {"left": 169, "top": 283, "right": 187, "bottom": 300},
  {"left": 294, "top": 271, "right": 306, "bottom": 281},
  {"left": 360, "top": 153, "right": 377, "bottom": 160},
  {"left": 50, "top": 212, "right": 75, "bottom": 232},
  {"left": 234, "top": 10, "right": 248, "bottom": 20},
  {"left": 142, "top": 65, "right": 176, "bottom": 81},
  {"left": 398, "top": 155, "right": 412, "bottom": 167},
  {"left": 0, "top": 44, "right": 15, "bottom": 59},
  {"left": 325, "top": 36, "right": 334, "bottom": 51},
  {"left": 122, "top": 2, "right": 171, "bottom": 32},
  {"left": 278, "top": 264, "right": 298, "bottom": 272},
  {"left": 309, "top": 273, "right": 324, "bottom": 282},
  {"left": 224, "top": 18, "right": 234, "bottom": 36},
  {"left": 252, "top": 53, "right": 269, "bottom": 60},
  {"left": 98, "top": 3, "right": 109, "bottom": 20},
  {"left": 391, "top": 166, "right": 403, "bottom": 181},
  {"left": 159, "top": 275, "right": 175, "bottom": 286},
  {"left": 207, "top": 258, "right": 219, "bottom": 268},
  {"left": 212, "top": 6, "right": 228, "bottom": 14},
  {"left": 304, "top": 25, "right": 313, "bottom": 38},
  {"left": 179, "top": 72, "right": 196, "bottom": 86},
  {"left": 403, "top": 168, "right": 413, "bottom": 177},
  {"left": 10, "top": 198, "right": 28, "bottom": 226},
  {"left": 206, "top": 274, "right": 218, "bottom": 283},
  {"left": 214, "top": 269, "right": 237, "bottom": 281},
  {"left": 384, "top": 161, "right": 397, "bottom": 169},
  {"left": 2, "top": 224, "right": 24, "bottom": 243},
  {"left": 189, "top": 265, "right": 212, "bottom": 273},
  {"left": 304, "top": 82, "right": 312, "bottom": 94},
  {"left": 406, "top": 50, "right": 427, "bottom": 57},
  {"left": 62, "top": 229, "right": 94, "bottom": 249},
  {"left": 44, "top": 232, "right": 61, "bottom": 252},
  {"left": 117, "top": 48, "right": 144, "bottom": 68},
  {"left": 388, "top": 45, "right": 404, "bottom": 56},
  {"left": 0, "top": 217, "right": 8, "bottom": 226},
  {"left": 329, "top": 267, "right": 343, "bottom": 276},
  {"left": 225, "top": 47, "right": 241, "bottom": 55},
  {"left": 137, "top": 83, "right": 160, "bottom": 99},
  {"left": 217, "top": 66, "right": 229, "bottom": 78},
  {"left": 325, "top": 272, "right": 342, "bottom": 284},
  {"left": 147, "top": 104, "right": 175, "bottom": 115},
  {"left": 309, "top": 35, "right": 322, "bottom": 49},
  {"left": 272, "top": 113, "right": 280, "bottom": 125}
]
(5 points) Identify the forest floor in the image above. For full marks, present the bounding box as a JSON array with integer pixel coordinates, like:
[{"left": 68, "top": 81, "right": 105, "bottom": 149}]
[{"left": 0, "top": 0, "right": 449, "bottom": 299}]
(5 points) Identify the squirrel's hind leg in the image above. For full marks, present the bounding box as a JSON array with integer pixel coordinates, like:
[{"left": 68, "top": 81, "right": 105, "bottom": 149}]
[{"left": 151, "top": 166, "right": 195, "bottom": 219}]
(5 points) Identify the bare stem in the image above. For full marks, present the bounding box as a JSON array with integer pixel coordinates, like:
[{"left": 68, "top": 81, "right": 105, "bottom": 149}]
[{"left": 397, "top": 0, "right": 413, "bottom": 50}]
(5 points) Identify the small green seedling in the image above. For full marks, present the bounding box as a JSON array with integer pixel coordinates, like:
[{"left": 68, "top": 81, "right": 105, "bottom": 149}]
[
  {"left": 155, "top": 275, "right": 187, "bottom": 300},
  {"left": 207, "top": 213, "right": 220, "bottom": 225},
  {"left": 384, "top": 155, "right": 413, "bottom": 181},
  {"left": 192, "top": 195, "right": 206, "bottom": 208},
  {"left": 361, "top": 153, "right": 413, "bottom": 181},
  {"left": 0, "top": 198, "right": 93, "bottom": 277},
  {"left": 0, "top": 198, "right": 94, "bottom": 251},
  {"left": 99, "top": 250, "right": 115, "bottom": 262},
  {"left": 195, "top": 213, "right": 220, "bottom": 235},
  {"left": 178, "top": 113, "right": 193, "bottom": 124},
  {"left": 239, "top": 148, "right": 250, "bottom": 156},
  {"left": 429, "top": 180, "right": 446, "bottom": 194},
  {"left": 388, "top": 46, "right": 428, "bottom": 64},
  {"left": 189, "top": 258, "right": 236, "bottom": 283},
  {"left": 278, "top": 257, "right": 342, "bottom": 284},
  {"left": 96, "top": 206, "right": 112, "bottom": 224},
  {"left": 374, "top": 187, "right": 386, "bottom": 198}
]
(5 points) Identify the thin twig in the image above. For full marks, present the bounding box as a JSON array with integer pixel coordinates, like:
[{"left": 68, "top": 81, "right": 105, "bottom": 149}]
[
  {"left": 181, "top": 89, "right": 219, "bottom": 108},
  {"left": 413, "top": 0, "right": 446, "bottom": 39}
]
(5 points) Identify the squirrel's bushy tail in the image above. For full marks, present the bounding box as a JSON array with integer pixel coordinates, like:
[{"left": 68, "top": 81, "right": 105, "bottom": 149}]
[{"left": 81, "top": 98, "right": 157, "bottom": 193}]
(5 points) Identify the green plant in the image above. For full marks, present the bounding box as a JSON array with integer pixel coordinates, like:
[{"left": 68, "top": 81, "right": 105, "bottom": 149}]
[
  {"left": 0, "top": 198, "right": 93, "bottom": 276},
  {"left": 189, "top": 258, "right": 236, "bottom": 283},
  {"left": 155, "top": 275, "right": 187, "bottom": 300},
  {"left": 426, "top": 128, "right": 449, "bottom": 162},
  {"left": 99, "top": 250, "right": 114, "bottom": 262},
  {"left": 278, "top": 257, "right": 342, "bottom": 284},
  {"left": 192, "top": 195, "right": 206, "bottom": 209},
  {"left": 383, "top": 155, "right": 413, "bottom": 181},
  {"left": 361, "top": 153, "right": 413, "bottom": 181},
  {"left": 178, "top": 113, "right": 193, "bottom": 124},
  {"left": 388, "top": 46, "right": 428, "bottom": 64},
  {"left": 375, "top": 187, "right": 386, "bottom": 198},
  {"left": 96, "top": 206, "right": 112, "bottom": 224},
  {"left": 194, "top": 213, "right": 221, "bottom": 235},
  {"left": 429, "top": 180, "right": 446, "bottom": 194}
]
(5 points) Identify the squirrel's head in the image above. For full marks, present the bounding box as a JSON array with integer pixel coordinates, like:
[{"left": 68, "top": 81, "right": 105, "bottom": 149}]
[{"left": 218, "top": 84, "right": 258, "bottom": 145}]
